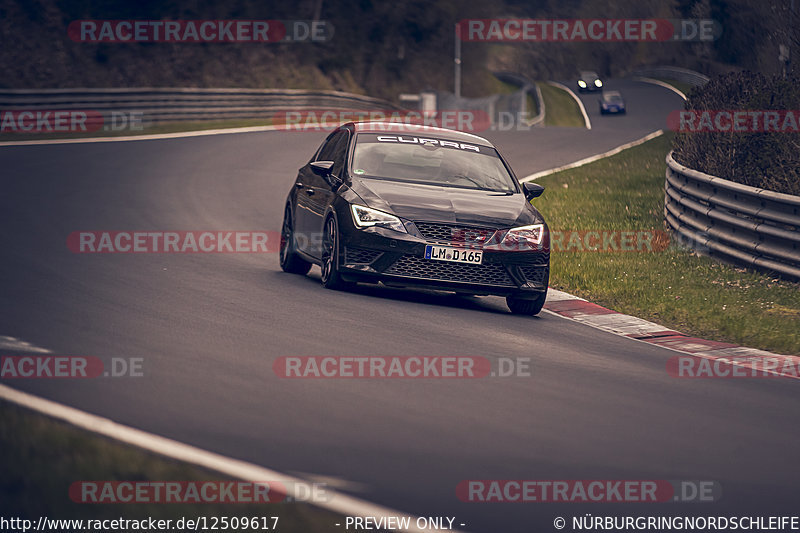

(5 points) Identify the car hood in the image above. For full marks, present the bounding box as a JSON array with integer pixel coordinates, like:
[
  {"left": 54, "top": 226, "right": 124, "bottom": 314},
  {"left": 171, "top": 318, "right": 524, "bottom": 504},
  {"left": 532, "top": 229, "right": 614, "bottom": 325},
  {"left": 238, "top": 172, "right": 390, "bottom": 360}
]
[{"left": 350, "top": 178, "right": 541, "bottom": 228}]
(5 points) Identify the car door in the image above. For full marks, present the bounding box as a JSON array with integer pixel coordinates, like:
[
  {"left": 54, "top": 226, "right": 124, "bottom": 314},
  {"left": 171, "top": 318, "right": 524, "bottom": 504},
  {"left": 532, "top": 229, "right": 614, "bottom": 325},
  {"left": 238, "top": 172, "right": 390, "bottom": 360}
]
[{"left": 295, "top": 129, "right": 349, "bottom": 258}]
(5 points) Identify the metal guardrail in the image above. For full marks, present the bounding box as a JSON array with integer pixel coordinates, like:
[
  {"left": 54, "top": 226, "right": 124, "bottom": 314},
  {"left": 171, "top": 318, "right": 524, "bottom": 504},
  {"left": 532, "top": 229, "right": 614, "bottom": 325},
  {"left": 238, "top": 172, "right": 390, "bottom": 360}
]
[
  {"left": 0, "top": 88, "right": 405, "bottom": 125},
  {"left": 631, "top": 67, "right": 710, "bottom": 87},
  {"left": 527, "top": 83, "right": 546, "bottom": 126},
  {"left": 491, "top": 71, "right": 545, "bottom": 126},
  {"left": 665, "top": 151, "right": 800, "bottom": 279}
]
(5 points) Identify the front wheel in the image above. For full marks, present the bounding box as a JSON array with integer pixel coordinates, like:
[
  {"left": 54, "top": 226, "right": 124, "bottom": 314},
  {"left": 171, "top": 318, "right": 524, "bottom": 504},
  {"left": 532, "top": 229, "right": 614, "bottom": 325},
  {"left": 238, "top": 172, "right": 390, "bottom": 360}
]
[
  {"left": 507, "top": 292, "right": 547, "bottom": 316},
  {"left": 320, "top": 215, "right": 354, "bottom": 291},
  {"left": 280, "top": 205, "right": 312, "bottom": 275}
]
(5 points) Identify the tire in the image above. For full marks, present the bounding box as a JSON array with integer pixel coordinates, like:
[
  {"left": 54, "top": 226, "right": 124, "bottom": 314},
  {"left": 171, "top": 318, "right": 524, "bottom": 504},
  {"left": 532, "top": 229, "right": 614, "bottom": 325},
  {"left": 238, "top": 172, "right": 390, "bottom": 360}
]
[
  {"left": 279, "top": 205, "right": 312, "bottom": 275},
  {"left": 320, "top": 215, "right": 354, "bottom": 290},
  {"left": 506, "top": 292, "right": 547, "bottom": 316}
]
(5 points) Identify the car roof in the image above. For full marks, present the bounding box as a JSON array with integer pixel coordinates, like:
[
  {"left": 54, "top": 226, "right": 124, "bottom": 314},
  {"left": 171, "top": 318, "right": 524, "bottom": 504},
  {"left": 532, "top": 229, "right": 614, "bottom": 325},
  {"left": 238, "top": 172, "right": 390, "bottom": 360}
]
[
  {"left": 580, "top": 70, "right": 599, "bottom": 77},
  {"left": 603, "top": 91, "right": 622, "bottom": 97},
  {"left": 347, "top": 121, "right": 493, "bottom": 146}
]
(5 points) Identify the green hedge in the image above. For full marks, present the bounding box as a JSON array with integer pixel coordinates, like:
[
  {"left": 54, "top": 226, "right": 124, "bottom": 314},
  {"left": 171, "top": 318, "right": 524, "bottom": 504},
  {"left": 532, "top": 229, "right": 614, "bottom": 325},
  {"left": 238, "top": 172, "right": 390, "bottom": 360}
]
[{"left": 672, "top": 71, "right": 800, "bottom": 196}]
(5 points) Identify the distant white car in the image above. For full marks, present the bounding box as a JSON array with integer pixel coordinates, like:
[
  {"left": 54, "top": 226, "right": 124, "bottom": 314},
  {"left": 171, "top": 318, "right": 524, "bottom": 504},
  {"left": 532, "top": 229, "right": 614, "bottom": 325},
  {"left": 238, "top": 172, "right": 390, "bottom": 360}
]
[{"left": 577, "top": 71, "right": 603, "bottom": 92}]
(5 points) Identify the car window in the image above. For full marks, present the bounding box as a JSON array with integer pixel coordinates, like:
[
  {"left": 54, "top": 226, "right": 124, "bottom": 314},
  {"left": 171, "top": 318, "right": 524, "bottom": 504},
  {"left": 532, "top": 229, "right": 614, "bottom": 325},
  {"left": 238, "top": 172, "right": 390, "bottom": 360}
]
[
  {"left": 351, "top": 133, "right": 517, "bottom": 193},
  {"left": 316, "top": 130, "right": 346, "bottom": 162},
  {"left": 310, "top": 134, "right": 332, "bottom": 162},
  {"left": 330, "top": 131, "right": 350, "bottom": 177}
]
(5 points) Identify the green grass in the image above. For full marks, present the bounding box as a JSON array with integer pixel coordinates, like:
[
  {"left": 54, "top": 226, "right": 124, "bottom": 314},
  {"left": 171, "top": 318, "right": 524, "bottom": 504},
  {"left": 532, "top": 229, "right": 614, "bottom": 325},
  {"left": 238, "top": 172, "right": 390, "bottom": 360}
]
[
  {"left": 535, "top": 132, "right": 800, "bottom": 355},
  {"left": 538, "top": 82, "right": 585, "bottom": 127},
  {"left": 0, "top": 400, "right": 344, "bottom": 530},
  {"left": 0, "top": 118, "right": 275, "bottom": 142}
]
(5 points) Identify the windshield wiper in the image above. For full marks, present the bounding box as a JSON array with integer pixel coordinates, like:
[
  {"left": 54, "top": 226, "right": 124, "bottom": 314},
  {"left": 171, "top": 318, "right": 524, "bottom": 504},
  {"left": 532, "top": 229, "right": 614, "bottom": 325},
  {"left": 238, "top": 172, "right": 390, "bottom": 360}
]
[
  {"left": 448, "top": 174, "right": 514, "bottom": 194},
  {"left": 448, "top": 174, "right": 483, "bottom": 187}
]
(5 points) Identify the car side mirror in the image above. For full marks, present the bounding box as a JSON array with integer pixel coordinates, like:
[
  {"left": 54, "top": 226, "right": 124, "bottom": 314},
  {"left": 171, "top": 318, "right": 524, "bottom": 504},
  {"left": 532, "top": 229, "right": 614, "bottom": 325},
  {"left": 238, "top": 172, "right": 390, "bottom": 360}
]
[
  {"left": 523, "top": 182, "right": 545, "bottom": 200},
  {"left": 310, "top": 161, "right": 334, "bottom": 176}
]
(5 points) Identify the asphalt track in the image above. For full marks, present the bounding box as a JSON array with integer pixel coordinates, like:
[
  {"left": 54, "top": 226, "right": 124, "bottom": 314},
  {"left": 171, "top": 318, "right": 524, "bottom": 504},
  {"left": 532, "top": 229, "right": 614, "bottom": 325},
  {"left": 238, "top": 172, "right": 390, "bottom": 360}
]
[{"left": 1, "top": 80, "right": 798, "bottom": 532}]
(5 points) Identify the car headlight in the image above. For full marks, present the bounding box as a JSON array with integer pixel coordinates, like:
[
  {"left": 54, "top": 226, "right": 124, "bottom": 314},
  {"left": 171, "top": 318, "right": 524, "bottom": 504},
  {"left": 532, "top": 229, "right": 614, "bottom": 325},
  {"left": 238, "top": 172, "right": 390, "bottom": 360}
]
[
  {"left": 578, "top": 80, "right": 587, "bottom": 88},
  {"left": 350, "top": 204, "right": 407, "bottom": 233},
  {"left": 484, "top": 224, "right": 545, "bottom": 251},
  {"left": 595, "top": 79, "right": 603, "bottom": 87}
]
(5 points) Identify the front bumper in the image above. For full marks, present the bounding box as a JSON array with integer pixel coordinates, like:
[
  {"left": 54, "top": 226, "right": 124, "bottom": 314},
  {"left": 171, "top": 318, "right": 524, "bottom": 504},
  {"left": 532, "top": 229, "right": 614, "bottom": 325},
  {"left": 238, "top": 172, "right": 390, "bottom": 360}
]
[{"left": 338, "top": 223, "right": 549, "bottom": 297}]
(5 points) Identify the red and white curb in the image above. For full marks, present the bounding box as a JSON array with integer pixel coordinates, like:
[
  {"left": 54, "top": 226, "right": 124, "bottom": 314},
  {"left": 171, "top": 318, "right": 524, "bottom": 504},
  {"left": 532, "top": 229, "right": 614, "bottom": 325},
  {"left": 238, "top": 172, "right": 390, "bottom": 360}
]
[{"left": 543, "top": 289, "right": 800, "bottom": 380}]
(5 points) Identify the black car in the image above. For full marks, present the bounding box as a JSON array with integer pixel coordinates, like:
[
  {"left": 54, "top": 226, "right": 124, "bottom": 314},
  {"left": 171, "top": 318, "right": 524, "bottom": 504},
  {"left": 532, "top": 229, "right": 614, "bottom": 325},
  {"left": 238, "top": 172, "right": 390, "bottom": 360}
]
[
  {"left": 577, "top": 70, "right": 603, "bottom": 92},
  {"left": 279, "top": 122, "right": 550, "bottom": 315}
]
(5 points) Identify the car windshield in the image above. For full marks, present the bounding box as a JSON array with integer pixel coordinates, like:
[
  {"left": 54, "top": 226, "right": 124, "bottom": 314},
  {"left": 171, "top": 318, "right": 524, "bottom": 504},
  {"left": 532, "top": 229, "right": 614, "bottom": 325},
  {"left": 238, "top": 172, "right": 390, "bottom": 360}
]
[
  {"left": 604, "top": 93, "right": 623, "bottom": 102},
  {"left": 351, "top": 133, "right": 517, "bottom": 193},
  {"left": 581, "top": 71, "right": 598, "bottom": 79}
]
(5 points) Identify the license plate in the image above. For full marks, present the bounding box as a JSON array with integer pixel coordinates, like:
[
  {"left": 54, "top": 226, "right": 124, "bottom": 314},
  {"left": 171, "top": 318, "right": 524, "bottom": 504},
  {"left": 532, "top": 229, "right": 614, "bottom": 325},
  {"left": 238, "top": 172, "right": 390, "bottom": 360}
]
[{"left": 424, "top": 245, "right": 483, "bottom": 265}]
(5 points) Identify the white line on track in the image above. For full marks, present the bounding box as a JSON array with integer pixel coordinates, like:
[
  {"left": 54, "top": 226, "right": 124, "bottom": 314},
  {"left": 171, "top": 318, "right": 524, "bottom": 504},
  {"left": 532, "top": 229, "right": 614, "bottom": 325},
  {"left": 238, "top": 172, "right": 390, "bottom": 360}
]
[
  {"left": 545, "top": 81, "right": 591, "bottom": 129},
  {"left": 632, "top": 77, "right": 688, "bottom": 101},
  {"left": 0, "top": 335, "right": 52, "bottom": 353},
  {"left": 0, "top": 383, "right": 463, "bottom": 533},
  {"left": 0, "top": 125, "right": 284, "bottom": 147},
  {"left": 520, "top": 129, "right": 664, "bottom": 181}
]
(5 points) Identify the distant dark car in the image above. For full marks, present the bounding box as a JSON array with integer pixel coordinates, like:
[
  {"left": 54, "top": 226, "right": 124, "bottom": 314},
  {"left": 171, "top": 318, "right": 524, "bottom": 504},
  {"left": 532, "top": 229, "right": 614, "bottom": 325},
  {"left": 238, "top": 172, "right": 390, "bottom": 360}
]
[
  {"left": 599, "top": 91, "right": 626, "bottom": 114},
  {"left": 280, "top": 122, "right": 551, "bottom": 315},
  {"left": 577, "top": 70, "right": 603, "bottom": 92}
]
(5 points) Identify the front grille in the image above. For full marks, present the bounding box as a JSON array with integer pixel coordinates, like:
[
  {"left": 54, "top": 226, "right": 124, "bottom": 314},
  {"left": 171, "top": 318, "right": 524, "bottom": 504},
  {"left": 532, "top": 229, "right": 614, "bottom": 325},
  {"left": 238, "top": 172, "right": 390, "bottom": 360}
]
[
  {"left": 385, "top": 255, "right": 515, "bottom": 287},
  {"left": 519, "top": 265, "right": 549, "bottom": 287},
  {"left": 345, "top": 247, "right": 382, "bottom": 264},
  {"left": 414, "top": 222, "right": 496, "bottom": 246}
]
